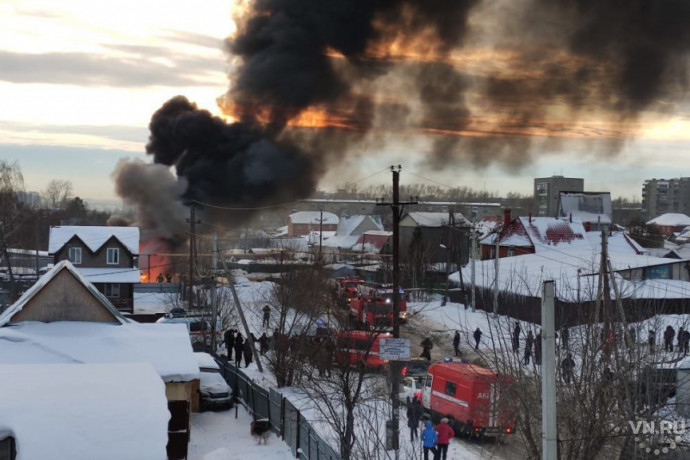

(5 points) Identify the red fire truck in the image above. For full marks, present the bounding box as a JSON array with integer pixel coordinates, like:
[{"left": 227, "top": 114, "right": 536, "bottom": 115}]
[
  {"left": 357, "top": 283, "right": 409, "bottom": 322},
  {"left": 421, "top": 360, "right": 515, "bottom": 438},
  {"left": 348, "top": 295, "right": 397, "bottom": 330},
  {"left": 334, "top": 276, "right": 363, "bottom": 308},
  {"left": 334, "top": 330, "right": 393, "bottom": 370}
]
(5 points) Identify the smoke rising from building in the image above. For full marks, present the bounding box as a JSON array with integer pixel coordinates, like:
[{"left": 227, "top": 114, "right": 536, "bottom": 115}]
[{"left": 113, "top": 0, "right": 690, "bottom": 239}]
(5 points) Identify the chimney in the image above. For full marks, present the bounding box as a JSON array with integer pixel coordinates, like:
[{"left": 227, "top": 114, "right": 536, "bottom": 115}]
[
  {"left": 528, "top": 212, "right": 532, "bottom": 224},
  {"left": 504, "top": 209, "right": 511, "bottom": 227}
]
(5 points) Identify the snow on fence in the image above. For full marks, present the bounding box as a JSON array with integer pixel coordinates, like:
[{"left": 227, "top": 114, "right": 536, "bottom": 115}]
[{"left": 217, "top": 356, "right": 339, "bottom": 460}]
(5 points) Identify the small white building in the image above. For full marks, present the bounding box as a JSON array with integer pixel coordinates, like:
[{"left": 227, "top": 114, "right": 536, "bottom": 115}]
[{"left": 0, "top": 362, "right": 169, "bottom": 460}]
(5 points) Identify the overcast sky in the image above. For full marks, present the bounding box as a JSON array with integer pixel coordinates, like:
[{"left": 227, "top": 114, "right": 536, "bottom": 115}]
[{"left": 1, "top": 0, "right": 689, "bottom": 203}]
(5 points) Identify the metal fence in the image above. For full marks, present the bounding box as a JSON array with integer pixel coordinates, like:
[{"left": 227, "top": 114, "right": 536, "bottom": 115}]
[{"left": 217, "top": 357, "right": 340, "bottom": 460}]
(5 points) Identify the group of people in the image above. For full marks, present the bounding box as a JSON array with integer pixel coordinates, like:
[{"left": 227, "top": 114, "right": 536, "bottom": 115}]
[
  {"left": 155, "top": 272, "right": 173, "bottom": 283},
  {"left": 648, "top": 325, "right": 690, "bottom": 355},
  {"left": 406, "top": 397, "right": 454, "bottom": 460},
  {"left": 224, "top": 328, "right": 270, "bottom": 368}
]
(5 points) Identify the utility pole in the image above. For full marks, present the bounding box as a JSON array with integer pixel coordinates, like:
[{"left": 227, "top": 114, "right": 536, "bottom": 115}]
[
  {"left": 376, "top": 165, "right": 417, "bottom": 458},
  {"left": 319, "top": 210, "right": 323, "bottom": 262},
  {"left": 186, "top": 203, "right": 200, "bottom": 304},
  {"left": 470, "top": 224, "right": 476, "bottom": 312},
  {"left": 210, "top": 233, "right": 218, "bottom": 352},
  {"left": 442, "top": 208, "right": 453, "bottom": 307},
  {"left": 494, "top": 230, "right": 500, "bottom": 317},
  {"left": 541, "top": 280, "right": 557, "bottom": 460},
  {"left": 219, "top": 251, "right": 263, "bottom": 373}
]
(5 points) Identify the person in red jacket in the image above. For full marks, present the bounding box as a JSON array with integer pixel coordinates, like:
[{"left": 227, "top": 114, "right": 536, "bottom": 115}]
[{"left": 435, "top": 418, "right": 455, "bottom": 460}]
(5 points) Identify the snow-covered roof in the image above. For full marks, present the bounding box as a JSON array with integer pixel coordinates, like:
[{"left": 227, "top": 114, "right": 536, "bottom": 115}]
[
  {"left": 195, "top": 352, "right": 220, "bottom": 370},
  {"left": 518, "top": 217, "right": 588, "bottom": 250},
  {"left": 456, "top": 248, "right": 690, "bottom": 301},
  {"left": 403, "top": 212, "right": 470, "bottom": 228},
  {"left": 78, "top": 267, "right": 142, "bottom": 284},
  {"left": 558, "top": 192, "right": 612, "bottom": 224},
  {"left": 288, "top": 211, "right": 339, "bottom": 225},
  {"left": 647, "top": 213, "right": 690, "bottom": 227},
  {"left": 49, "top": 225, "right": 140, "bottom": 255},
  {"left": 352, "top": 231, "right": 392, "bottom": 253},
  {"left": 0, "top": 321, "right": 199, "bottom": 382},
  {"left": 0, "top": 260, "right": 128, "bottom": 327},
  {"left": 334, "top": 215, "right": 384, "bottom": 237},
  {"left": 0, "top": 362, "right": 169, "bottom": 460}
]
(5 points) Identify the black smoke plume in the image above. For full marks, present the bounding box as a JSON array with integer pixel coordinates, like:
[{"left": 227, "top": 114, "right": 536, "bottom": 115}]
[{"left": 114, "top": 0, "right": 690, "bottom": 237}]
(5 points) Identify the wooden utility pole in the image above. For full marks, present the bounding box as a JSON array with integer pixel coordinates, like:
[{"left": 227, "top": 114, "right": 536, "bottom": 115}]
[
  {"left": 186, "top": 204, "right": 200, "bottom": 304},
  {"left": 376, "top": 165, "right": 417, "bottom": 457},
  {"left": 210, "top": 233, "right": 218, "bottom": 352}
]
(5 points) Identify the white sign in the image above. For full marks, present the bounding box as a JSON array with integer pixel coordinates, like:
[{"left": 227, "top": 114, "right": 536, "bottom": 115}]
[{"left": 379, "top": 338, "right": 410, "bottom": 361}]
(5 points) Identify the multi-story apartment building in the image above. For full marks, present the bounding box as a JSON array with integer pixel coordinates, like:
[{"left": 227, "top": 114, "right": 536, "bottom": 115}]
[
  {"left": 534, "top": 176, "right": 584, "bottom": 217},
  {"left": 642, "top": 178, "right": 690, "bottom": 219}
]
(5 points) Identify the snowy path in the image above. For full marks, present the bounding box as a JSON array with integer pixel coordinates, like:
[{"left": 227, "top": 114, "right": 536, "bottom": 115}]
[{"left": 189, "top": 405, "right": 293, "bottom": 460}]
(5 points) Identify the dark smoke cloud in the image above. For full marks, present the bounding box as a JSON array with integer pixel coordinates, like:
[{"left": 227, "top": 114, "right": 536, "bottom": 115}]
[{"left": 114, "top": 0, "right": 690, "bottom": 239}]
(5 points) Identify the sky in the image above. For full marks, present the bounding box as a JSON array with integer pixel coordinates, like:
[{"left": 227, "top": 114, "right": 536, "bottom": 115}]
[{"left": 1, "top": 0, "right": 690, "bottom": 205}]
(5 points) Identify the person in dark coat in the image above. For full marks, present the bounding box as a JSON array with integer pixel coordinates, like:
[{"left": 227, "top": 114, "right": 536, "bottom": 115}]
[
  {"left": 560, "top": 326, "right": 569, "bottom": 350},
  {"left": 648, "top": 330, "right": 656, "bottom": 353},
  {"left": 561, "top": 353, "right": 575, "bottom": 384},
  {"left": 534, "top": 331, "right": 542, "bottom": 365},
  {"left": 524, "top": 331, "right": 534, "bottom": 365},
  {"left": 258, "top": 333, "right": 269, "bottom": 355},
  {"left": 243, "top": 338, "right": 253, "bottom": 367},
  {"left": 165, "top": 273, "right": 172, "bottom": 283},
  {"left": 453, "top": 331, "right": 461, "bottom": 357},
  {"left": 262, "top": 305, "right": 271, "bottom": 328},
  {"left": 224, "top": 329, "right": 235, "bottom": 360},
  {"left": 407, "top": 396, "right": 422, "bottom": 441},
  {"left": 681, "top": 331, "right": 690, "bottom": 355},
  {"left": 664, "top": 326, "right": 676, "bottom": 352},
  {"left": 473, "top": 328, "right": 482, "bottom": 350},
  {"left": 420, "top": 337, "right": 433, "bottom": 361},
  {"left": 678, "top": 327, "right": 684, "bottom": 351},
  {"left": 512, "top": 322, "right": 521, "bottom": 353},
  {"left": 233, "top": 334, "right": 244, "bottom": 367}
]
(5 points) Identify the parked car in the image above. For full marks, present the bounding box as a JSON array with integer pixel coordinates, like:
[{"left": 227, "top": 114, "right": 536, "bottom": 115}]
[
  {"left": 156, "top": 316, "right": 223, "bottom": 352},
  {"left": 195, "top": 352, "right": 233, "bottom": 411}
]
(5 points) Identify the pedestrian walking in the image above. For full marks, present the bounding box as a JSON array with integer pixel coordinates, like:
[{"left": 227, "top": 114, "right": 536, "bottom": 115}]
[
  {"left": 407, "top": 396, "right": 422, "bottom": 442},
  {"left": 664, "top": 325, "right": 676, "bottom": 352},
  {"left": 473, "top": 327, "right": 482, "bottom": 350},
  {"left": 524, "top": 331, "right": 534, "bottom": 365},
  {"left": 534, "top": 330, "right": 542, "bottom": 365},
  {"left": 683, "top": 330, "right": 690, "bottom": 355},
  {"left": 262, "top": 305, "right": 271, "bottom": 328},
  {"left": 435, "top": 418, "right": 455, "bottom": 460},
  {"left": 420, "top": 337, "right": 433, "bottom": 361},
  {"left": 421, "top": 420, "right": 438, "bottom": 460},
  {"left": 561, "top": 353, "right": 575, "bottom": 384},
  {"left": 452, "top": 331, "right": 461, "bottom": 357},
  {"left": 243, "top": 338, "right": 253, "bottom": 368},
  {"left": 512, "top": 322, "right": 521, "bottom": 353},
  {"left": 224, "top": 328, "right": 235, "bottom": 360},
  {"left": 233, "top": 334, "right": 244, "bottom": 368}
]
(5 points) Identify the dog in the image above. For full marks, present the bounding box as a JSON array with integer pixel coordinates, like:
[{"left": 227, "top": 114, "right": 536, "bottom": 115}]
[{"left": 250, "top": 419, "right": 271, "bottom": 445}]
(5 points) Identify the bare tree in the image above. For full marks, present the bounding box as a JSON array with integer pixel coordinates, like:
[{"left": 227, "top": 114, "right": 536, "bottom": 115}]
[{"left": 42, "top": 179, "right": 73, "bottom": 210}]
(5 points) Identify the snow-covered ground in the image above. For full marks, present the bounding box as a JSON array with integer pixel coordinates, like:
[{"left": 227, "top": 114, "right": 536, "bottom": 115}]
[{"left": 189, "top": 405, "right": 292, "bottom": 460}]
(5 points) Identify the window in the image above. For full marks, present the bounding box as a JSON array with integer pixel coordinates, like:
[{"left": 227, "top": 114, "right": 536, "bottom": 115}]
[
  {"left": 425, "top": 375, "right": 433, "bottom": 388},
  {"left": 103, "top": 283, "right": 120, "bottom": 297},
  {"left": 508, "top": 248, "right": 515, "bottom": 257},
  {"left": 106, "top": 248, "right": 119, "bottom": 265},
  {"left": 445, "top": 381, "right": 457, "bottom": 396},
  {"left": 68, "top": 247, "right": 82, "bottom": 265}
]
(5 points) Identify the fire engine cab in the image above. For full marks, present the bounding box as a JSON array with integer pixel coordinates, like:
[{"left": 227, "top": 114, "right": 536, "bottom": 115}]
[
  {"left": 334, "top": 276, "right": 362, "bottom": 309},
  {"left": 348, "top": 295, "right": 395, "bottom": 330},
  {"left": 334, "top": 330, "right": 393, "bottom": 371},
  {"left": 421, "top": 360, "right": 514, "bottom": 438}
]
